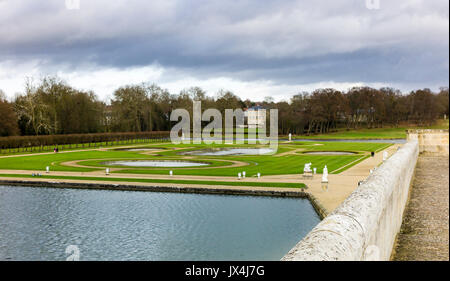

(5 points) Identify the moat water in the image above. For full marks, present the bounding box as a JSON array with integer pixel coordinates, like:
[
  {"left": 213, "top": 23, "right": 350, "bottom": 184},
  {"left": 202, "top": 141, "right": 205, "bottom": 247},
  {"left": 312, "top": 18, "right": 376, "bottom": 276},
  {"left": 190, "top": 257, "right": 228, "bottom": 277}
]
[{"left": 0, "top": 185, "right": 320, "bottom": 261}]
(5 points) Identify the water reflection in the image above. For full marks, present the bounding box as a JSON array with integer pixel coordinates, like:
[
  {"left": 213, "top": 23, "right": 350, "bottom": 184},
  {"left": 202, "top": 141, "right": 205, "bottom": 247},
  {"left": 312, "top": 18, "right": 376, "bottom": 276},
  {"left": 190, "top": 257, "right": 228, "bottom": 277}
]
[
  {"left": 102, "top": 160, "right": 210, "bottom": 167},
  {"left": 180, "top": 148, "right": 276, "bottom": 156},
  {"left": 0, "top": 185, "right": 320, "bottom": 261}
]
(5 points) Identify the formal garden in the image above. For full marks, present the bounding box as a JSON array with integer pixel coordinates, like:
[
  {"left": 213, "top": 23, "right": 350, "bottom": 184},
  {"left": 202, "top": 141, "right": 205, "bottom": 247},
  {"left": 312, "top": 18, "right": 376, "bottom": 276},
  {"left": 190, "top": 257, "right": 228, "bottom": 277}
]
[{"left": 0, "top": 140, "right": 391, "bottom": 189}]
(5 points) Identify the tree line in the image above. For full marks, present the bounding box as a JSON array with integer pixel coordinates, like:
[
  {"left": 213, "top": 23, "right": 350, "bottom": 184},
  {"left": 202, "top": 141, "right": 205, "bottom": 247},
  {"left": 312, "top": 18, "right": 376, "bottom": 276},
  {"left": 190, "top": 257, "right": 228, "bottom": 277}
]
[
  {"left": 0, "top": 131, "right": 170, "bottom": 152},
  {"left": 0, "top": 76, "right": 448, "bottom": 137},
  {"left": 275, "top": 87, "right": 449, "bottom": 134}
]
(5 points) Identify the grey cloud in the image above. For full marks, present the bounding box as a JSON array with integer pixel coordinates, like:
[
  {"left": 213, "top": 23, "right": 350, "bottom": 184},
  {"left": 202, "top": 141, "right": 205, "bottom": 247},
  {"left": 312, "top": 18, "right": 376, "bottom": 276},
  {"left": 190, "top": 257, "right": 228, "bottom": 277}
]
[{"left": 0, "top": 0, "right": 448, "bottom": 90}]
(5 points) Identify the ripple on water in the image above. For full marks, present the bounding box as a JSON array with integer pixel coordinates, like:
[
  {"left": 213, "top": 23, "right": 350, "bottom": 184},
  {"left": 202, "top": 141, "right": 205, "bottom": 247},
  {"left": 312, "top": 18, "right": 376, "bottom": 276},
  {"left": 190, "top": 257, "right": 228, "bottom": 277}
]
[{"left": 0, "top": 186, "right": 320, "bottom": 261}]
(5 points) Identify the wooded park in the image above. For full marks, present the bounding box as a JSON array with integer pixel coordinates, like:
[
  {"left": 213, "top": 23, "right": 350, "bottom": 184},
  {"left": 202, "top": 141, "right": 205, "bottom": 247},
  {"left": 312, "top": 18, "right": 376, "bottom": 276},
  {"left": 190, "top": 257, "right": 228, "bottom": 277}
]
[{"left": 0, "top": 76, "right": 448, "bottom": 138}]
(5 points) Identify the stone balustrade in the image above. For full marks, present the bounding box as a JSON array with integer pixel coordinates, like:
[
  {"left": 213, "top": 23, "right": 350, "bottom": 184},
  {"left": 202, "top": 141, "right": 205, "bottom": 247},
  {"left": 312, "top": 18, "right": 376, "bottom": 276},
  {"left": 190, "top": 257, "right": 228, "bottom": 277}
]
[{"left": 282, "top": 140, "right": 419, "bottom": 261}]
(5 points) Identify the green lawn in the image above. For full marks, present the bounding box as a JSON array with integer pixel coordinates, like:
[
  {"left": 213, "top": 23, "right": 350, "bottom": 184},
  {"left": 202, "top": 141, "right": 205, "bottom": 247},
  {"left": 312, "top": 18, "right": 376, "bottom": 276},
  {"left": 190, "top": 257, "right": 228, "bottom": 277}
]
[
  {"left": 295, "top": 128, "right": 408, "bottom": 139},
  {"left": 112, "top": 154, "right": 367, "bottom": 176},
  {"left": 293, "top": 120, "right": 449, "bottom": 140},
  {"left": 0, "top": 141, "right": 390, "bottom": 177}
]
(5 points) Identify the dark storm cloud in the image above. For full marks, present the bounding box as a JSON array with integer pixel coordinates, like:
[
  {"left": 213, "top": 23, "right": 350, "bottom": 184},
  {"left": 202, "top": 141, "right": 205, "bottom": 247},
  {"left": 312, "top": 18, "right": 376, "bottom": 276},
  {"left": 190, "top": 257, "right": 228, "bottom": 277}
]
[{"left": 0, "top": 0, "right": 448, "bottom": 89}]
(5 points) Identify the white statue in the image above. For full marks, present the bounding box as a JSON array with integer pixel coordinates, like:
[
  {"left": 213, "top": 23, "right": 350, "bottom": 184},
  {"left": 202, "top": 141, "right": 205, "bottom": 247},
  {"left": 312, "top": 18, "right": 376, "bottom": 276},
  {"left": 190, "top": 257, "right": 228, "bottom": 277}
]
[
  {"left": 322, "top": 165, "right": 328, "bottom": 182},
  {"left": 303, "top": 163, "right": 312, "bottom": 173},
  {"left": 289, "top": 133, "right": 292, "bottom": 142}
]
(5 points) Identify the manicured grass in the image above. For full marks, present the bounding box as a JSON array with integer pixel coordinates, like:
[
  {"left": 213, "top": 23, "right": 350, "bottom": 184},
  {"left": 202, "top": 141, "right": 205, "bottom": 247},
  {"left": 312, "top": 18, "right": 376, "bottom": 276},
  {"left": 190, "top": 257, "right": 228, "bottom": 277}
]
[
  {"left": 0, "top": 150, "right": 156, "bottom": 172},
  {"left": 292, "top": 121, "right": 449, "bottom": 140},
  {"left": 0, "top": 174, "right": 307, "bottom": 189},
  {"left": 115, "top": 154, "right": 366, "bottom": 176},
  {"left": 0, "top": 141, "right": 391, "bottom": 177},
  {"left": 292, "top": 142, "right": 391, "bottom": 152},
  {"left": 294, "top": 128, "right": 408, "bottom": 139}
]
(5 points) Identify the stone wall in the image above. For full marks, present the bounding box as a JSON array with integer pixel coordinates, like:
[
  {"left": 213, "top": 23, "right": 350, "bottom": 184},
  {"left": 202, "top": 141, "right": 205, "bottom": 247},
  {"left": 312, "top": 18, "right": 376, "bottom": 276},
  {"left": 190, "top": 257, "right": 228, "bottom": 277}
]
[
  {"left": 0, "top": 179, "right": 309, "bottom": 198},
  {"left": 282, "top": 140, "right": 419, "bottom": 261},
  {"left": 407, "top": 129, "right": 449, "bottom": 155}
]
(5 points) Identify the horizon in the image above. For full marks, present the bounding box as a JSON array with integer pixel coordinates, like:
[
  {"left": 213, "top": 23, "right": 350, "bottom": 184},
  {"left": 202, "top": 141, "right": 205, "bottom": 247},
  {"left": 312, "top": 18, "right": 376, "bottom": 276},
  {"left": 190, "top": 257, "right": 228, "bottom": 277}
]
[{"left": 1, "top": 74, "right": 449, "bottom": 104}]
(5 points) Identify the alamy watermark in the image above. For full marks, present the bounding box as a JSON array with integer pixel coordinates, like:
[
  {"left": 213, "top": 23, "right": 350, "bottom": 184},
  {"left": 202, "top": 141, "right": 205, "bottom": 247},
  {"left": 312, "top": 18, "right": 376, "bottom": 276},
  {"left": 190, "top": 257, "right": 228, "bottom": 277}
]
[
  {"left": 65, "top": 244, "right": 80, "bottom": 261},
  {"left": 170, "top": 101, "right": 279, "bottom": 154}
]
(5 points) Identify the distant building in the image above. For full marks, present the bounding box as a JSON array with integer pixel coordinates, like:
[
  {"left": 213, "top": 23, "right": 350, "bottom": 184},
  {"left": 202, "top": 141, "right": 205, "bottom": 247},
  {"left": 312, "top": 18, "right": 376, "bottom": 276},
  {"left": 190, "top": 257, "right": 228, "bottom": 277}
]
[{"left": 245, "top": 106, "right": 266, "bottom": 129}]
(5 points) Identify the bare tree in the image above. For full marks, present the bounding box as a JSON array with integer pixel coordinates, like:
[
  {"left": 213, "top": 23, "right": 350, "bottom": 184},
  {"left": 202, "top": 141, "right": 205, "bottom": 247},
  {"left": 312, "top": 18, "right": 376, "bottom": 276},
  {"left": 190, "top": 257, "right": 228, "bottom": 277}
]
[{"left": 14, "top": 79, "right": 53, "bottom": 135}]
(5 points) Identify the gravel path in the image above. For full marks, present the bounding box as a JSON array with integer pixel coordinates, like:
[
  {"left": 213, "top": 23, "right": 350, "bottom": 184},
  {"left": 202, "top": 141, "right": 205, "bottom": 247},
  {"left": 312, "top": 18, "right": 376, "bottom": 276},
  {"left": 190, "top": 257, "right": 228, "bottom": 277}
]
[{"left": 392, "top": 155, "right": 449, "bottom": 261}]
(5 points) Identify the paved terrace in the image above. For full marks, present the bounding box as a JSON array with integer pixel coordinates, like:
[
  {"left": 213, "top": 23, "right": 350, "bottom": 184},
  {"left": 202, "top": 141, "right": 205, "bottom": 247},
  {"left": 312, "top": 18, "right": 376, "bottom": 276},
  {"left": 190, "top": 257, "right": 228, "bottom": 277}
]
[{"left": 392, "top": 155, "right": 449, "bottom": 261}]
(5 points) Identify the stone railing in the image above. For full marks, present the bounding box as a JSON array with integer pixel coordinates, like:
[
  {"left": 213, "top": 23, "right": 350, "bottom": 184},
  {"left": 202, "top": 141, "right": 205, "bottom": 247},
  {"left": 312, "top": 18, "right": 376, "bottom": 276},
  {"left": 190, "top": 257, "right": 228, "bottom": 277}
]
[
  {"left": 282, "top": 140, "right": 419, "bottom": 261},
  {"left": 407, "top": 129, "right": 449, "bottom": 155}
]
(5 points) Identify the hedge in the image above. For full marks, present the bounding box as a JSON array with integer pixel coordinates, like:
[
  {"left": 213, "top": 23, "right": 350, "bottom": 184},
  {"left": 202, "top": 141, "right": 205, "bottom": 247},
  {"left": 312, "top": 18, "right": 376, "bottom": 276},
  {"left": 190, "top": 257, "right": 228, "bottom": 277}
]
[{"left": 0, "top": 131, "right": 170, "bottom": 152}]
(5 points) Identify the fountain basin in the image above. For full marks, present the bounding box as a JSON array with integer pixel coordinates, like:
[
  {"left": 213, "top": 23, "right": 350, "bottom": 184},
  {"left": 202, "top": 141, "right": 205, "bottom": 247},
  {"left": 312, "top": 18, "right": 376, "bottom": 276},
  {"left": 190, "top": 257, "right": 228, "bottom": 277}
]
[
  {"left": 102, "top": 160, "right": 209, "bottom": 167},
  {"left": 180, "top": 148, "right": 275, "bottom": 156}
]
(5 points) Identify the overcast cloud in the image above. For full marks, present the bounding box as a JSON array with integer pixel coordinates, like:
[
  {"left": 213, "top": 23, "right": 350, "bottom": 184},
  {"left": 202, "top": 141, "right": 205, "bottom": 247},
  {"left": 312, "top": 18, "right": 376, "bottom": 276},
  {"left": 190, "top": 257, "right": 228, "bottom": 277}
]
[{"left": 0, "top": 0, "right": 448, "bottom": 101}]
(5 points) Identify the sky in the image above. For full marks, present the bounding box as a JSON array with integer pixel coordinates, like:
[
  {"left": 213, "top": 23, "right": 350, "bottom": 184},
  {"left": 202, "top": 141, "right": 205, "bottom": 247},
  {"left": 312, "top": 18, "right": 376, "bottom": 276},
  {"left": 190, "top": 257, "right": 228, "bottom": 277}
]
[{"left": 0, "top": 0, "right": 448, "bottom": 102}]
